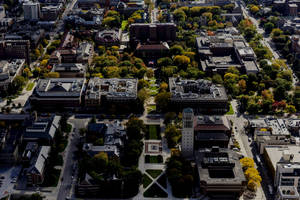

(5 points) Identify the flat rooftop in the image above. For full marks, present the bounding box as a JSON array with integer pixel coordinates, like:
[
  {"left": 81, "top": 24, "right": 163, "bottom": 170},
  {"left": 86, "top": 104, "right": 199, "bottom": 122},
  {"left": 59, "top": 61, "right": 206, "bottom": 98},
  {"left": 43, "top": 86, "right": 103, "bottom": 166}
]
[
  {"left": 250, "top": 118, "right": 290, "bottom": 136},
  {"left": 86, "top": 77, "right": 138, "bottom": 100},
  {"left": 169, "top": 77, "right": 228, "bottom": 101},
  {"left": 34, "top": 78, "right": 85, "bottom": 97},
  {"left": 195, "top": 148, "right": 246, "bottom": 184},
  {"left": 264, "top": 145, "right": 300, "bottom": 170}
]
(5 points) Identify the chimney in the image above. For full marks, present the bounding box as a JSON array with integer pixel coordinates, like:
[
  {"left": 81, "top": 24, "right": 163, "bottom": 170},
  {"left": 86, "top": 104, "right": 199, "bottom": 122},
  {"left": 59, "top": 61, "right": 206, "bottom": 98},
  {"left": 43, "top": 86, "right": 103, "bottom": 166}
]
[{"left": 282, "top": 150, "right": 293, "bottom": 162}]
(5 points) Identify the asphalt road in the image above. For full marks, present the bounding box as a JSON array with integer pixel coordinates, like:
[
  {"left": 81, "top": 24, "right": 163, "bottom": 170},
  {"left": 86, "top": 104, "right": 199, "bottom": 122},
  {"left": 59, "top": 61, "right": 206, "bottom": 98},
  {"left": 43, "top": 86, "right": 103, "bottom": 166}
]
[
  {"left": 56, "top": 117, "right": 90, "bottom": 200},
  {"left": 56, "top": 132, "right": 78, "bottom": 200}
]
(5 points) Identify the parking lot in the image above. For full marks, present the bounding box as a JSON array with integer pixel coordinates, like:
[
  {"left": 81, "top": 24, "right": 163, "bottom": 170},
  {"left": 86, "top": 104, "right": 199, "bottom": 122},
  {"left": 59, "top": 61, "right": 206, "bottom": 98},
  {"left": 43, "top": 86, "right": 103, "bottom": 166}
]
[{"left": 0, "top": 165, "right": 22, "bottom": 199}]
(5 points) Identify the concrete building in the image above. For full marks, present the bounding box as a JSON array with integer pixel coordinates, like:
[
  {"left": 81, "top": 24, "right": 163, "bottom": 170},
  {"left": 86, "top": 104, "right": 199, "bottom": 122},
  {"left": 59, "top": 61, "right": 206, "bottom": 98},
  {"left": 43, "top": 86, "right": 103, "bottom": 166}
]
[
  {"left": 263, "top": 145, "right": 300, "bottom": 199},
  {"left": 30, "top": 78, "right": 85, "bottom": 109},
  {"left": 51, "top": 63, "right": 86, "bottom": 78},
  {"left": 23, "top": 1, "right": 40, "bottom": 21},
  {"left": 249, "top": 118, "right": 291, "bottom": 154},
  {"left": 135, "top": 42, "right": 170, "bottom": 59},
  {"left": 288, "top": 3, "right": 298, "bottom": 16},
  {"left": 76, "top": 42, "right": 94, "bottom": 65},
  {"left": 194, "top": 115, "right": 231, "bottom": 149},
  {"left": 196, "top": 32, "right": 259, "bottom": 75},
  {"left": 83, "top": 120, "right": 126, "bottom": 158},
  {"left": 64, "top": 8, "right": 104, "bottom": 28},
  {"left": 26, "top": 146, "right": 50, "bottom": 185},
  {"left": 195, "top": 147, "right": 247, "bottom": 199},
  {"left": 0, "top": 59, "right": 25, "bottom": 92},
  {"left": 0, "top": 128, "right": 22, "bottom": 165},
  {"left": 169, "top": 77, "right": 228, "bottom": 113},
  {"left": 129, "top": 23, "right": 176, "bottom": 47},
  {"left": 23, "top": 115, "right": 61, "bottom": 144},
  {"left": 95, "top": 30, "right": 120, "bottom": 46},
  {"left": 182, "top": 108, "right": 194, "bottom": 158},
  {"left": 181, "top": 108, "right": 232, "bottom": 158},
  {"left": 284, "top": 118, "right": 300, "bottom": 135},
  {"left": 0, "top": 40, "right": 30, "bottom": 64},
  {"left": 85, "top": 78, "right": 138, "bottom": 108},
  {"left": 40, "top": 4, "right": 61, "bottom": 21}
]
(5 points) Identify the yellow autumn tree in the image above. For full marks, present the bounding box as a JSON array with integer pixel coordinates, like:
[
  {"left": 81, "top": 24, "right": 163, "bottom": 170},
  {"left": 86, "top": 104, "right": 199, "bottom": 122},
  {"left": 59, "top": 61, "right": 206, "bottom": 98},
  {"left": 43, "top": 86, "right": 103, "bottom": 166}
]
[{"left": 240, "top": 157, "right": 255, "bottom": 169}]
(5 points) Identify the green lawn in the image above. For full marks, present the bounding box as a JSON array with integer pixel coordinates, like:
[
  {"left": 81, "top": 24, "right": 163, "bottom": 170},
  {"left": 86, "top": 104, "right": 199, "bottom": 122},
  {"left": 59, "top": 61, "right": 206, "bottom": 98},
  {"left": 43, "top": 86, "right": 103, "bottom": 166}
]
[
  {"left": 146, "top": 169, "right": 163, "bottom": 179},
  {"left": 149, "top": 90, "right": 158, "bottom": 96},
  {"left": 26, "top": 82, "right": 35, "bottom": 91},
  {"left": 149, "top": 85, "right": 158, "bottom": 90},
  {"left": 145, "top": 155, "right": 163, "bottom": 163},
  {"left": 226, "top": 103, "right": 234, "bottom": 115},
  {"left": 149, "top": 125, "right": 158, "bottom": 139},
  {"left": 143, "top": 174, "right": 152, "bottom": 188},
  {"left": 143, "top": 183, "right": 168, "bottom": 198},
  {"left": 147, "top": 105, "right": 156, "bottom": 113},
  {"left": 121, "top": 20, "right": 128, "bottom": 30},
  {"left": 157, "top": 174, "right": 167, "bottom": 189}
]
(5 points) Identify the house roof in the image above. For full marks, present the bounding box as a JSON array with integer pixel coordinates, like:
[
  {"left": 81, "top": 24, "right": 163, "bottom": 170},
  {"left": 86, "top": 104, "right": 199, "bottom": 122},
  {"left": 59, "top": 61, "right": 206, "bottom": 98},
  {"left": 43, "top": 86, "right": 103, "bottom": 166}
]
[
  {"left": 28, "top": 146, "right": 50, "bottom": 175},
  {"left": 136, "top": 42, "right": 169, "bottom": 50}
]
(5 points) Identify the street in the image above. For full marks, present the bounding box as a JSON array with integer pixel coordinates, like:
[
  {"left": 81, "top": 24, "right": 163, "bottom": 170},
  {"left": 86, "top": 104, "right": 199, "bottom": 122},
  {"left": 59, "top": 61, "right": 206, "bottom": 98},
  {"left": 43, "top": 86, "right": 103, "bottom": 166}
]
[
  {"left": 228, "top": 101, "right": 267, "bottom": 200},
  {"left": 56, "top": 117, "right": 90, "bottom": 200},
  {"left": 239, "top": 1, "right": 298, "bottom": 86}
]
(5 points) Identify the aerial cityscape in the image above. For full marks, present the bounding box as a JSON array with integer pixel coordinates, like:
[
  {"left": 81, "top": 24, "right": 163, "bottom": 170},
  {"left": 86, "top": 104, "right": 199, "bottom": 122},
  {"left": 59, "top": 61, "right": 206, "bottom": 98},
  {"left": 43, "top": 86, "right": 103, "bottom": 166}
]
[{"left": 0, "top": 0, "right": 299, "bottom": 199}]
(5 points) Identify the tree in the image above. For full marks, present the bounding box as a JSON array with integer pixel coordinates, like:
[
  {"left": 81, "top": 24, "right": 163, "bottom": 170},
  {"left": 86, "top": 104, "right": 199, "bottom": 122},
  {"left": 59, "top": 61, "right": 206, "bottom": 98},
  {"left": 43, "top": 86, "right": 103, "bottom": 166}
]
[
  {"left": 212, "top": 74, "right": 223, "bottom": 84},
  {"left": 160, "top": 82, "right": 168, "bottom": 91},
  {"left": 155, "top": 92, "right": 171, "bottom": 111},
  {"left": 245, "top": 167, "right": 262, "bottom": 185},
  {"left": 138, "top": 79, "right": 149, "bottom": 90},
  {"left": 274, "top": 85, "right": 287, "bottom": 101},
  {"left": 165, "top": 125, "right": 181, "bottom": 148},
  {"left": 286, "top": 105, "right": 296, "bottom": 114},
  {"left": 23, "top": 67, "right": 32, "bottom": 78},
  {"left": 202, "top": 12, "right": 213, "bottom": 21},
  {"left": 264, "top": 22, "right": 275, "bottom": 33},
  {"left": 158, "top": 57, "right": 173, "bottom": 67},
  {"left": 240, "top": 157, "right": 255, "bottom": 170},
  {"left": 46, "top": 72, "right": 60, "bottom": 78},
  {"left": 170, "top": 45, "right": 184, "bottom": 56},
  {"left": 146, "top": 69, "right": 154, "bottom": 78},
  {"left": 11, "top": 76, "right": 25, "bottom": 91},
  {"left": 164, "top": 112, "right": 177, "bottom": 125},
  {"left": 40, "top": 59, "right": 48, "bottom": 67},
  {"left": 238, "top": 79, "right": 247, "bottom": 93},
  {"left": 93, "top": 152, "right": 108, "bottom": 169},
  {"left": 126, "top": 117, "right": 145, "bottom": 140},
  {"left": 247, "top": 179, "right": 259, "bottom": 191},
  {"left": 166, "top": 155, "right": 194, "bottom": 197},
  {"left": 173, "top": 55, "right": 190, "bottom": 68},
  {"left": 250, "top": 5, "right": 259, "bottom": 14},
  {"left": 173, "top": 9, "right": 186, "bottom": 21},
  {"left": 271, "top": 28, "right": 283, "bottom": 38},
  {"left": 137, "top": 88, "right": 149, "bottom": 103}
]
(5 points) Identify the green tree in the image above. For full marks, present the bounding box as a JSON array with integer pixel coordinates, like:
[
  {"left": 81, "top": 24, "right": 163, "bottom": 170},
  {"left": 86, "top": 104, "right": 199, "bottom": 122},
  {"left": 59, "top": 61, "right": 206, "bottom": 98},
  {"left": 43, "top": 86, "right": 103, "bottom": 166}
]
[
  {"left": 155, "top": 92, "right": 171, "bottom": 111},
  {"left": 137, "top": 88, "right": 149, "bottom": 103},
  {"left": 212, "top": 74, "right": 223, "bottom": 84},
  {"left": 126, "top": 117, "right": 145, "bottom": 140},
  {"left": 165, "top": 125, "right": 181, "bottom": 148},
  {"left": 170, "top": 45, "right": 184, "bottom": 56}
]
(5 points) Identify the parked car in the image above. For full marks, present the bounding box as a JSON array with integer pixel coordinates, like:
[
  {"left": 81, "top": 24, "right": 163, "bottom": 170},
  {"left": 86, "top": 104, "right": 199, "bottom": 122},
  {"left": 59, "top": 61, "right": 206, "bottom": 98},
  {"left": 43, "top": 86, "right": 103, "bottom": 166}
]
[{"left": 233, "top": 147, "right": 240, "bottom": 152}]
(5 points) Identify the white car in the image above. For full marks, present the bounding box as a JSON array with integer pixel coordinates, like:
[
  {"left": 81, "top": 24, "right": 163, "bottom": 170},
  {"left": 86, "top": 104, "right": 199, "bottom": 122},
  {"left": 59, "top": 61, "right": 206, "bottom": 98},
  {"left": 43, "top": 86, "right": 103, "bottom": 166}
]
[{"left": 233, "top": 148, "right": 240, "bottom": 152}]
